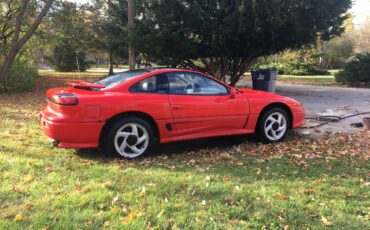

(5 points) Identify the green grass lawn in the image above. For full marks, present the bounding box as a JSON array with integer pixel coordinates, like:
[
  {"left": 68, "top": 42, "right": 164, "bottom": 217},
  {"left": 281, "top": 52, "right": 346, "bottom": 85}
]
[
  {"left": 0, "top": 74, "right": 369, "bottom": 229},
  {"left": 277, "top": 75, "right": 335, "bottom": 86}
]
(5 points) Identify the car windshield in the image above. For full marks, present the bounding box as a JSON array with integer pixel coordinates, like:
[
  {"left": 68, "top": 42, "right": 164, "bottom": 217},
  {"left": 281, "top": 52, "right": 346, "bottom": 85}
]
[{"left": 94, "top": 70, "right": 150, "bottom": 89}]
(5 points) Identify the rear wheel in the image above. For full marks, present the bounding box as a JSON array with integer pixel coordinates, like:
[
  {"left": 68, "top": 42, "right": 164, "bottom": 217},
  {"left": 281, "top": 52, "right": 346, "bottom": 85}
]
[
  {"left": 104, "top": 117, "right": 154, "bottom": 158},
  {"left": 256, "top": 108, "right": 289, "bottom": 143}
]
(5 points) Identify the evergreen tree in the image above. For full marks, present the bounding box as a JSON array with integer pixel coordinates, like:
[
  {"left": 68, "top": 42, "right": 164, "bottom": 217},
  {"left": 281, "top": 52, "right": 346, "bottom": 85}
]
[
  {"left": 48, "top": 2, "right": 91, "bottom": 72},
  {"left": 132, "top": 0, "right": 351, "bottom": 85},
  {"left": 50, "top": 37, "right": 88, "bottom": 72}
]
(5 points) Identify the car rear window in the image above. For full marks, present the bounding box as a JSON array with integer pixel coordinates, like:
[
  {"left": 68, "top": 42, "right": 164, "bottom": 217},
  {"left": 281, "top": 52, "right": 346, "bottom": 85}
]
[{"left": 93, "top": 70, "right": 150, "bottom": 89}]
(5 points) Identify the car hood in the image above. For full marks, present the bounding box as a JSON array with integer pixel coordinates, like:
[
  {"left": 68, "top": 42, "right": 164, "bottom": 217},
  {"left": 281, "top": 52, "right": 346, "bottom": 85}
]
[{"left": 239, "top": 88, "right": 279, "bottom": 97}]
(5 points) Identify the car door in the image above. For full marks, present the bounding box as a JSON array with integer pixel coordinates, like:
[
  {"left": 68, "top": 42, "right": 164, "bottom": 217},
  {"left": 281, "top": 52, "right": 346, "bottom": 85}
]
[
  {"left": 128, "top": 74, "right": 175, "bottom": 141},
  {"left": 167, "top": 72, "right": 249, "bottom": 136}
]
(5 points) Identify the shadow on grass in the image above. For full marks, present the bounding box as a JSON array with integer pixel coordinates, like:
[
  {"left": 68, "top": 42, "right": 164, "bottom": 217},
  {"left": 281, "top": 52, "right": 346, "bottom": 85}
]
[
  {"left": 74, "top": 130, "right": 304, "bottom": 161},
  {"left": 75, "top": 134, "right": 253, "bottom": 160}
]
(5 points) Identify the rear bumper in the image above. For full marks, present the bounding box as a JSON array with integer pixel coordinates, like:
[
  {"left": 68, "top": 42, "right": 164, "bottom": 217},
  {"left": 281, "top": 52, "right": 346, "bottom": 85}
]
[{"left": 40, "top": 115, "right": 104, "bottom": 148}]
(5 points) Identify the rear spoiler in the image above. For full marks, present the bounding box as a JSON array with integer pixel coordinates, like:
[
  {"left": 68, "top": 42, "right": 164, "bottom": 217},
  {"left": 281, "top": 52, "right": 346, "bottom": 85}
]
[{"left": 66, "top": 80, "right": 106, "bottom": 89}]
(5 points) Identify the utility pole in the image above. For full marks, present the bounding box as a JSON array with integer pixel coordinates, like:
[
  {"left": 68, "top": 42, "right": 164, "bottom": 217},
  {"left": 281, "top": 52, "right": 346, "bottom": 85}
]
[{"left": 128, "top": 0, "right": 135, "bottom": 70}]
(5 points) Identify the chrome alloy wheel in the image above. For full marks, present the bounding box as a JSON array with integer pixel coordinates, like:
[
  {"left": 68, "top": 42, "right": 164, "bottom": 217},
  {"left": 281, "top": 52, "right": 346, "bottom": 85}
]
[
  {"left": 264, "top": 112, "right": 287, "bottom": 141},
  {"left": 114, "top": 123, "right": 149, "bottom": 158}
]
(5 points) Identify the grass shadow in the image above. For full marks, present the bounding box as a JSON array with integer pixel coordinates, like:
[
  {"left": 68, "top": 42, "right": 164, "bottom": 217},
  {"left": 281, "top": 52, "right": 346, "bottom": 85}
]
[{"left": 74, "top": 134, "right": 255, "bottom": 161}]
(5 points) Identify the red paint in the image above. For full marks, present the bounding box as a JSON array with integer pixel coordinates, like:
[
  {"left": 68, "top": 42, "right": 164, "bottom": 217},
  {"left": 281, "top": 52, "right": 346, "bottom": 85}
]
[{"left": 40, "top": 69, "right": 305, "bottom": 148}]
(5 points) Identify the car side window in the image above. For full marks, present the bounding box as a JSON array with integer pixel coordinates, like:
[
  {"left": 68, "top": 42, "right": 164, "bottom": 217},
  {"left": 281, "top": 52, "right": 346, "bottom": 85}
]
[
  {"left": 167, "top": 72, "right": 229, "bottom": 95},
  {"left": 129, "top": 74, "right": 169, "bottom": 93}
]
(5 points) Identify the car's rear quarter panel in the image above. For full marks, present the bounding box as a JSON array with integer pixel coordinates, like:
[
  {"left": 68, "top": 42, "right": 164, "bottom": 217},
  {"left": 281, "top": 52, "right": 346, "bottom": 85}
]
[{"left": 90, "top": 92, "right": 176, "bottom": 143}]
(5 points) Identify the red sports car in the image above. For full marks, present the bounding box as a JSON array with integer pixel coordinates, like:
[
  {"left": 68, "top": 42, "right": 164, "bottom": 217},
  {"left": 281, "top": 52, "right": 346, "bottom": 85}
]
[{"left": 40, "top": 68, "right": 305, "bottom": 158}]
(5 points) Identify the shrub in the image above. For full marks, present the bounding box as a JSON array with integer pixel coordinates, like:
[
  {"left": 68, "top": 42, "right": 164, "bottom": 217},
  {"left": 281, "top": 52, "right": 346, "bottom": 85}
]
[
  {"left": 257, "top": 61, "right": 330, "bottom": 76},
  {"left": 255, "top": 48, "right": 330, "bottom": 76},
  {"left": 335, "top": 53, "right": 370, "bottom": 84},
  {"left": 2, "top": 61, "right": 37, "bottom": 93},
  {"left": 323, "top": 34, "right": 355, "bottom": 69}
]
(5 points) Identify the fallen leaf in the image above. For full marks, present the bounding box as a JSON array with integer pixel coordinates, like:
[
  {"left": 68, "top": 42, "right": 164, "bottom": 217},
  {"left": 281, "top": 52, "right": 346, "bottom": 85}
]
[
  {"left": 275, "top": 194, "right": 288, "bottom": 200},
  {"left": 112, "top": 194, "right": 119, "bottom": 205},
  {"left": 360, "top": 182, "right": 370, "bottom": 188},
  {"left": 357, "top": 212, "right": 370, "bottom": 221},
  {"left": 147, "top": 182, "right": 156, "bottom": 187},
  {"left": 111, "top": 207, "right": 120, "bottom": 214},
  {"left": 156, "top": 210, "right": 164, "bottom": 218},
  {"left": 141, "top": 186, "right": 146, "bottom": 195},
  {"left": 12, "top": 186, "right": 21, "bottom": 193},
  {"left": 120, "top": 212, "right": 137, "bottom": 224},
  {"left": 24, "top": 175, "right": 33, "bottom": 183},
  {"left": 14, "top": 214, "right": 23, "bottom": 222},
  {"left": 75, "top": 184, "right": 82, "bottom": 191},
  {"left": 321, "top": 216, "right": 334, "bottom": 226},
  {"left": 44, "top": 166, "right": 53, "bottom": 173},
  {"left": 168, "top": 219, "right": 175, "bottom": 227},
  {"left": 24, "top": 203, "right": 33, "bottom": 210},
  {"left": 122, "top": 206, "right": 130, "bottom": 214},
  {"left": 253, "top": 168, "right": 262, "bottom": 175},
  {"left": 101, "top": 181, "right": 112, "bottom": 188},
  {"left": 103, "top": 220, "right": 110, "bottom": 226}
]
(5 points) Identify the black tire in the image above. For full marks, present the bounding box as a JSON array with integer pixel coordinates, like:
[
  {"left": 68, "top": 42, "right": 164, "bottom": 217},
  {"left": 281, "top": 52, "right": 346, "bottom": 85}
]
[
  {"left": 103, "top": 117, "right": 155, "bottom": 158},
  {"left": 255, "top": 107, "right": 289, "bottom": 143}
]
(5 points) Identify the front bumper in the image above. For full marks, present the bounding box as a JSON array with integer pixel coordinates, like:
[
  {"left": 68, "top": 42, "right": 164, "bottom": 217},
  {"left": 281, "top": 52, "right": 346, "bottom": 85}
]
[
  {"left": 40, "top": 115, "right": 104, "bottom": 148},
  {"left": 292, "top": 106, "right": 305, "bottom": 128}
]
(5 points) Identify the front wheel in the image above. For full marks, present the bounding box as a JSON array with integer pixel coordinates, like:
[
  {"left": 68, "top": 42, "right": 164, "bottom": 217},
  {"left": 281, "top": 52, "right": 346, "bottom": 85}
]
[
  {"left": 104, "top": 117, "right": 154, "bottom": 158},
  {"left": 256, "top": 108, "right": 289, "bottom": 143}
]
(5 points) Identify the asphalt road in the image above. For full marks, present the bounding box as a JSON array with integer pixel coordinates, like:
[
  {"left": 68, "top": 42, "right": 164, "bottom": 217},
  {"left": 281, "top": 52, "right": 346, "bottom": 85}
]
[{"left": 239, "top": 81, "right": 370, "bottom": 136}]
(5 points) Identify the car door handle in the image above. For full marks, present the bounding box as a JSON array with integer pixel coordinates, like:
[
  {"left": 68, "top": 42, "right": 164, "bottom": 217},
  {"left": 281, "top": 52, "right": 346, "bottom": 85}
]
[{"left": 172, "top": 105, "right": 183, "bottom": 110}]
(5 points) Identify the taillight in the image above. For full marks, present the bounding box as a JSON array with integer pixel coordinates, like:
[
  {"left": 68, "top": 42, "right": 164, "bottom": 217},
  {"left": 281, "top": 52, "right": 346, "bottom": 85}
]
[{"left": 51, "top": 93, "right": 78, "bottom": 106}]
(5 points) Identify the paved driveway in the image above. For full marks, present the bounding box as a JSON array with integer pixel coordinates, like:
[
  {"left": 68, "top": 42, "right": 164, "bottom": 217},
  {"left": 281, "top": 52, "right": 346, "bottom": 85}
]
[{"left": 239, "top": 81, "right": 370, "bottom": 136}]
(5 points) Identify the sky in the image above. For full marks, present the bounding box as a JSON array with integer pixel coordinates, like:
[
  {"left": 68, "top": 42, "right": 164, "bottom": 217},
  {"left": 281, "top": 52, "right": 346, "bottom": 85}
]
[
  {"left": 352, "top": 0, "right": 370, "bottom": 26},
  {"left": 67, "top": 0, "right": 370, "bottom": 26}
]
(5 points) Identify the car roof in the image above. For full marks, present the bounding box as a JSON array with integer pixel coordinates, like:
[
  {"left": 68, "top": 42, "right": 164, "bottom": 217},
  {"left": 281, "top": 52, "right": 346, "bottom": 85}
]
[{"left": 135, "top": 67, "right": 193, "bottom": 73}]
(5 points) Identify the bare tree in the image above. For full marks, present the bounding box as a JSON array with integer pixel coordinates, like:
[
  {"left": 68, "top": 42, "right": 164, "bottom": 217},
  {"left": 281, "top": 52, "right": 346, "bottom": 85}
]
[
  {"left": 0, "top": 0, "right": 55, "bottom": 84},
  {"left": 356, "top": 18, "right": 370, "bottom": 54}
]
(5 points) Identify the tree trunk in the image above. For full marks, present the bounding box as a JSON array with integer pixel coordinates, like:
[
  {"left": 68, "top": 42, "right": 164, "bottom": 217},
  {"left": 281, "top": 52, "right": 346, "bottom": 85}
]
[
  {"left": 128, "top": 0, "right": 135, "bottom": 70},
  {"left": 0, "top": 0, "right": 54, "bottom": 84},
  {"left": 229, "top": 58, "right": 252, "bottom": 87},
  {"left": 197, "top": 57, "right": 253, "bottom": 87},
  {"left": 0, "top": 47, "right": 19, "bottom": 84},
  {"left": 109, "top": 52, "right": 114, "bottom": 75}
]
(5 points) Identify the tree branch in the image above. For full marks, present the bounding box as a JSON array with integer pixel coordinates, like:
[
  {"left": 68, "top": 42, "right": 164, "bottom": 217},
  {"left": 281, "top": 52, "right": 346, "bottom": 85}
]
[
  {"left": 17, "top": 0, "right": 54, "bottom": 49},
  {"left": 1, "top": 1, "right": 18, "bottom": 43},
  {"left": 10, "top": 0, "right": 28, "bottom": 49},
  {"left": 0, "top": 0, "right": 55, "bottom": 84}
]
